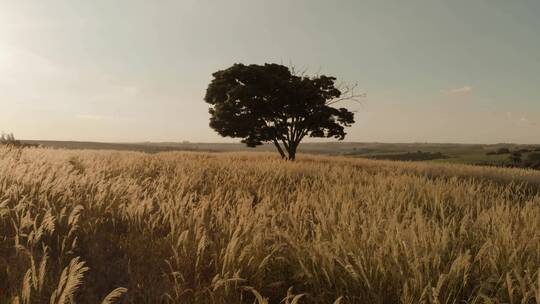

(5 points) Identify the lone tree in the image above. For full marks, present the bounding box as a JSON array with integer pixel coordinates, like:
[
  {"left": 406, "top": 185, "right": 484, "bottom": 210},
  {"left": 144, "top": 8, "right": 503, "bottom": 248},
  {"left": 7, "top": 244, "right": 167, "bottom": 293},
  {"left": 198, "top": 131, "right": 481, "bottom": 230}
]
[
  {"left": 204, "top": 63, "right": 359, "bottom": 160},
  {"left": 0, "top": 133, "right": 20, "bottom": 146}
]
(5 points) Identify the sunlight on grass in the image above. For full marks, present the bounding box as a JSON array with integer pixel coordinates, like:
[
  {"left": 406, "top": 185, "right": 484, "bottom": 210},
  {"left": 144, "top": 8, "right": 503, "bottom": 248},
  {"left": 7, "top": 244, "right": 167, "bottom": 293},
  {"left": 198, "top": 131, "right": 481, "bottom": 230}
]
[{"left": 1, "top": 147, "right": 540, "bottom": 303}]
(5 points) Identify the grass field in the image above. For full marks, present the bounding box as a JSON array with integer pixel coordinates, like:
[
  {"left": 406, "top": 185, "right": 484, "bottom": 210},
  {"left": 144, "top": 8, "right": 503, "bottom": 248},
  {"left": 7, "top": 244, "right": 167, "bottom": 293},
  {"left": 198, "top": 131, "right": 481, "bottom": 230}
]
[
  {"left": 2, "top": 147, "right": 540, "bottom": 303},
  {"left": 23, "top": 140, "right": 538, "bottom": 167}
]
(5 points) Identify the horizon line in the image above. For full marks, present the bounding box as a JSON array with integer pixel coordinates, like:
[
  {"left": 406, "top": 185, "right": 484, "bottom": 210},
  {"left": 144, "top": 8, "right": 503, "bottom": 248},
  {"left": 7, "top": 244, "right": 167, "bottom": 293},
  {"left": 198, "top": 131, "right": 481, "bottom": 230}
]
[{"left": 20, "top": 138, "right": 540, "bottom": 146}]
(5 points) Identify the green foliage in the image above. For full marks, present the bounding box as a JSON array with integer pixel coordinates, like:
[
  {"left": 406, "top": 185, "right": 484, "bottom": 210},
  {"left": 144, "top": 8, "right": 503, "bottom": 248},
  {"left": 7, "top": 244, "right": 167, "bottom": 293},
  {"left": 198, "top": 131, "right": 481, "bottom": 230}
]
[
  {"left": 528, "top": 153, "right": 540, "bottom": 162},
  {"left": 509, "top": 152, "right": 523, "bottom": 163}
]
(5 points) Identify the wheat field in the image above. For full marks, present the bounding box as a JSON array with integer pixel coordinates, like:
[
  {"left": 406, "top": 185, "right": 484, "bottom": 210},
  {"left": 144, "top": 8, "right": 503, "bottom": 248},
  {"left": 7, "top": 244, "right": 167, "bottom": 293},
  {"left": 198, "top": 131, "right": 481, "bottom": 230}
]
[{"left": 1, "top": 147, "right": 540, "bottom": 304}]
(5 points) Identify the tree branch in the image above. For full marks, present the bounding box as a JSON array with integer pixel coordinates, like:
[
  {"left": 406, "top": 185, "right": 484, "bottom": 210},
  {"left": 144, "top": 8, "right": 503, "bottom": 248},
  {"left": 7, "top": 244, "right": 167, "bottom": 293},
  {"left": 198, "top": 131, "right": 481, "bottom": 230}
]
[
  {"left": 326, "top": 82, "right": 366, "bottom": 106},
  {"left": 272, "top": 139, "right": 287, "bottom": 159}
]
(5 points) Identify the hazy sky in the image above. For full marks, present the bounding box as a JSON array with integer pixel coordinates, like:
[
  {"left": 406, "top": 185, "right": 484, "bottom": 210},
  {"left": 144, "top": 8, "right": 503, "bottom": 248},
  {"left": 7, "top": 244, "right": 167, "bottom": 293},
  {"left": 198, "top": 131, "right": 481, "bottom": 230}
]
[{"left": 1, "top": 0, "right": 539, "bottom": 143}]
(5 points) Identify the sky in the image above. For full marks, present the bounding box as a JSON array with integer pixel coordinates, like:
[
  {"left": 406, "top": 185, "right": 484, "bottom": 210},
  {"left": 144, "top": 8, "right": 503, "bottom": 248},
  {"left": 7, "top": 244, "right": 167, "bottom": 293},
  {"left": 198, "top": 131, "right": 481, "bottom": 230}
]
[{"left": 1, "top": 0, "right": 539, "bottom": 144}]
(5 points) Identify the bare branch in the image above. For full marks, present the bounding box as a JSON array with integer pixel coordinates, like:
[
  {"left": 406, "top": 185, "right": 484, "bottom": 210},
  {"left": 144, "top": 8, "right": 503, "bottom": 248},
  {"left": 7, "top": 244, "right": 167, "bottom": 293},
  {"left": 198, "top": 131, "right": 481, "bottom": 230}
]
[
  {"left": 326, "top": 82, "right": 366, "bottom": 106},
  {"left": 288, "top": 63, "right": 309, "bottom": 77}
]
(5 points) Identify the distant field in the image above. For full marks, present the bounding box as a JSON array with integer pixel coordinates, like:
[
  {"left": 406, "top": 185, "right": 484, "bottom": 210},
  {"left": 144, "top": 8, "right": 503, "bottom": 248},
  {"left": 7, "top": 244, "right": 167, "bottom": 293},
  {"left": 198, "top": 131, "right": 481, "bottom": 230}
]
[
  {"left": 343, "top": 143, "right": 538, "bottom": 166},
  {"left": 24, "top": 140, "right": 538, "bottom": 167},
  {"left": 2, "top": 147, "right": 540, "bottom": 303},
  {"left": 429, "top": 151, "right": 511, "bottom": 165}
]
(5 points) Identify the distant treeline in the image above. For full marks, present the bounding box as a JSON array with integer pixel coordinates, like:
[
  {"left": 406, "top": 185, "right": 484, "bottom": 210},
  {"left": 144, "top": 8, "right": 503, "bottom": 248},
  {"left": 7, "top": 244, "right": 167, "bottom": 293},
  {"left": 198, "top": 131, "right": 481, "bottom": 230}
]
[
  {"left": 485, "top": 147, "right": 540, "bottom": 170},
  {"left": 0, "top": 133, "right": 38, "bottom": 148},
  {"left": 486, "top": 147, "right": 540, "bottom": 155}
]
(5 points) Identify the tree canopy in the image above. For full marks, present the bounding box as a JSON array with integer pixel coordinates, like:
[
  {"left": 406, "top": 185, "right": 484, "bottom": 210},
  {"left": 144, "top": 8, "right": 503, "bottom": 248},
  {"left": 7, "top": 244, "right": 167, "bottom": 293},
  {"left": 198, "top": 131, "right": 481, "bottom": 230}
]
[{"left": 204, "top": 63, "right": 357, "bottom": 160}]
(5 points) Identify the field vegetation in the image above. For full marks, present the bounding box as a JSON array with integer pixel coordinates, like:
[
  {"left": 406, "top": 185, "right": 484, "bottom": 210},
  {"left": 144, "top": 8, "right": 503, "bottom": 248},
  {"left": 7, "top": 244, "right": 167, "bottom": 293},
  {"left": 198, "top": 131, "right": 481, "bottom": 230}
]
[
  {"left": 1, "top": 147, "right": 540, "bottom": 303},
  {"left": 23, "top": 140, "right": 540, "bottom": 169},
  {"left": 365, "top": 151, "right": 448, "bottom": 162}
]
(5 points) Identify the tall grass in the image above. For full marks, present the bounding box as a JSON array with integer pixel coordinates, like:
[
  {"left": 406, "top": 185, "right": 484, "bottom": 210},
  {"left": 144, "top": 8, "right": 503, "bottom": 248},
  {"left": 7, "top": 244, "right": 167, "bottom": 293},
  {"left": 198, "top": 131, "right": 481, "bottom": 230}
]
[{"left": 1, "top": 147, "right": 540, "bottom": 303}]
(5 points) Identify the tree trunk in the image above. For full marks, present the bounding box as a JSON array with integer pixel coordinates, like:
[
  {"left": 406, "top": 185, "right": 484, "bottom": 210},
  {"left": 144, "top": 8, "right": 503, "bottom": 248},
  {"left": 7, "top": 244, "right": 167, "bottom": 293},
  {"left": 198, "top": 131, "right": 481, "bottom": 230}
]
[
  {"left": 272, "top": 139, "right": 287, "bottom": 159},
  {"left": 273, "top": 138, "right": 300, "bottom": 161},
  {"left": 287, "top": 143, "right": 298, "bottom": 161}
]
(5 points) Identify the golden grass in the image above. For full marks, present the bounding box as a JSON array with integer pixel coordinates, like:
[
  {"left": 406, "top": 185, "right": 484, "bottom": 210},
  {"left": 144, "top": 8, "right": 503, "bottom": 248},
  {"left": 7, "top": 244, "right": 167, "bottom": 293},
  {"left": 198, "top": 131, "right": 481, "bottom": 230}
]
[{"left": 1, "top": 147, "right": 540, "bottom": 303}]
